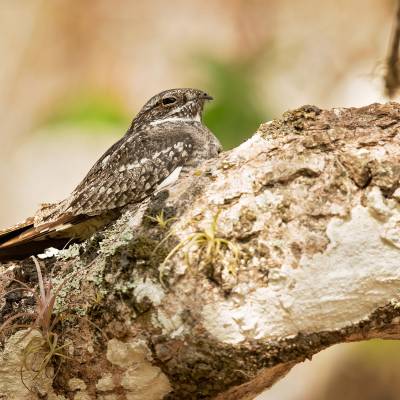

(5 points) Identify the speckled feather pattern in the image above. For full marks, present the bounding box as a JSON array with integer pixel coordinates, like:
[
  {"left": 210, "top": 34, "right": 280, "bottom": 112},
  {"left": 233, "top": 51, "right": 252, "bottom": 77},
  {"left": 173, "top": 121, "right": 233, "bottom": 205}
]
[
  {"left": 0, "top": 88, "right": 221, "bottom": 258},
  {"left": 56, "top": 88, "right": 222, "bottom": 219},
  {"left": 66, "top": 123, "right": 213, "bottom": 216}
]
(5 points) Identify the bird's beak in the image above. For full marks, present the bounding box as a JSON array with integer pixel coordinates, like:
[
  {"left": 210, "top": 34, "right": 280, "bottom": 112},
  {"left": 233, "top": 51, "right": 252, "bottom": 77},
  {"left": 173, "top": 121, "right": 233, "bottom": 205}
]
[{"left": 200, "top": 93, "right": 213, "bottom": 101}]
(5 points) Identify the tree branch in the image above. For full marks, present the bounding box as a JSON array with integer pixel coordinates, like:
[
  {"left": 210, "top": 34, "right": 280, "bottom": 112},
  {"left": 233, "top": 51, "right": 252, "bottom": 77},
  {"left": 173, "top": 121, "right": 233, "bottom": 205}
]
[
  {"left": 1, "top": 102, "right": 400, "bottom": 399},
  {"left": 385, "top": 0, "right": 400, "bottom": 98}
]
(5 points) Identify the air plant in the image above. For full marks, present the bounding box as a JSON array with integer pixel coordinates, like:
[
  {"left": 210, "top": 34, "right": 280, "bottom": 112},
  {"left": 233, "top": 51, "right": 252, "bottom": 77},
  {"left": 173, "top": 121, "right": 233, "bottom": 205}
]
[
  {"left": 0, "top": 256, "right": 73, "bottom": 388},
  {"left": 159, "top": 211, "right": 240, "bottom": 284},
  {"left": 146, "top": 209, "right": 177, "bottom": 230}
]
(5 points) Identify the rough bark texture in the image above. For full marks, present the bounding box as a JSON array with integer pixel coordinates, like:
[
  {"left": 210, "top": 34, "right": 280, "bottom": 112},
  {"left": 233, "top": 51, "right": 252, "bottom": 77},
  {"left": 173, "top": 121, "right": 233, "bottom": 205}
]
[{"left": 1, "top": 102, "right": 400, "bottom": 400}]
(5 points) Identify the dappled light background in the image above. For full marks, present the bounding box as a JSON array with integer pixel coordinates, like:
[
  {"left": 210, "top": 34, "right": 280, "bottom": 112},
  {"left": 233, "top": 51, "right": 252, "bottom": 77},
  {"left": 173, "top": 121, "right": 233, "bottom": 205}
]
[{"left": 0, "top": 1, "right": 397, "bottom": 398}]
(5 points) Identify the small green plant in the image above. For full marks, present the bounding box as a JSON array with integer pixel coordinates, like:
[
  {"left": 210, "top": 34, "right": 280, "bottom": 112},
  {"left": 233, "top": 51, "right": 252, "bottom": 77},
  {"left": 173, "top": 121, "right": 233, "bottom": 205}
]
[
  {"left": 0, "top": 257, "right": 72, "bottom": 389},
  {"left": 21, "top": 330, "right": 70, "bottom": 383},
  {"left": 146, "top": 210, "right": 177, "bottom": 230},
  {"left": 160, "top": 212, "right": 239, "bottom": 283}
]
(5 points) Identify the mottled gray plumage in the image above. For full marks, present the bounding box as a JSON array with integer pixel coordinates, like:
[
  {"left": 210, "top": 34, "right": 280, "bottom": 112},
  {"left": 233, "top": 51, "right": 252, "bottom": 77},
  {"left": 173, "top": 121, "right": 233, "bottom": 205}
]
[{"left": 0, "top": 88, "right": 221, "bottom": 260}]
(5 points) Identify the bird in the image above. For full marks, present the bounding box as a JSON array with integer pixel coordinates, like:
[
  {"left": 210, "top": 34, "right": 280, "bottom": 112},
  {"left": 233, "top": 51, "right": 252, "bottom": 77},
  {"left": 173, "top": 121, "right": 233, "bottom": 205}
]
[{"left": 0, "top": 88, "right": 222, "bottom": 261}]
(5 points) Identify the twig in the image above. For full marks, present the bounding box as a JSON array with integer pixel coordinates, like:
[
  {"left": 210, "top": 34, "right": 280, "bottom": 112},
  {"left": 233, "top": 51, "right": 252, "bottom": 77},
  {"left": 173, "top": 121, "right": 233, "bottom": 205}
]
[{"left": 385, "top": 0, "right": 400, "bottom": 97}]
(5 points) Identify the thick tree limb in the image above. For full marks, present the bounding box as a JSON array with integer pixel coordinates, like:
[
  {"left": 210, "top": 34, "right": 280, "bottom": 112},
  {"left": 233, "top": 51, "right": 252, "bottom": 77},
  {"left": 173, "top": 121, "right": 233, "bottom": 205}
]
[{"left": 1, "top": 102, "right": 400, "bottom": 400}]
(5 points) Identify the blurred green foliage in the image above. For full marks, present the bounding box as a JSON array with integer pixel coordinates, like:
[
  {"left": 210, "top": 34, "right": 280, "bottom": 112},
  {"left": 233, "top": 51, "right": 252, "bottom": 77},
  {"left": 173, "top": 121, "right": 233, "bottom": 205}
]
[
  {"left": 43, "top": 91, "right": 130, "bottom": 132},
  {"left": 41, "top": 59, "right": 270, "bottom": 150},
  {"left": 201, "top": 56, "right": 270, "bottom": 149},
  {"left": 356, "top": 339, "right": 400, "bottom": 362}
]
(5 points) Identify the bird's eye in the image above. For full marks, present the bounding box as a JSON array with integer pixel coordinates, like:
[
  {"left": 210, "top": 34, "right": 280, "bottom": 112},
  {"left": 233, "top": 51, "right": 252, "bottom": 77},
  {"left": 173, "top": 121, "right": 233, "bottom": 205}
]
[{"left": 162, "top": 97, "right": 177, "bottom": 106}]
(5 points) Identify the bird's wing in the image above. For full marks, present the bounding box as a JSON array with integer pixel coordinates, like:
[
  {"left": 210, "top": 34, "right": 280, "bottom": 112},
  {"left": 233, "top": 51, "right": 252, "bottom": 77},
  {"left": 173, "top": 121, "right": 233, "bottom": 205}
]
[
  {"left": 64, "top": 126, "right": 195, "bottom": 216},
  {"left": 0, "top": 125, "right": 196, "bottom": 260}
]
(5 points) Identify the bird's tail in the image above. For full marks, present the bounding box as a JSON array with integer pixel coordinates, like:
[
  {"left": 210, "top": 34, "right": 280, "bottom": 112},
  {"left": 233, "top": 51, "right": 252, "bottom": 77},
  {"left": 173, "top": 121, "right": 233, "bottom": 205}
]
[
  {"left": 0, "top": 209, "right": 120, "bottom": 262},
  {"left": 0, "top": 214, "right": 86, "bottom": 262}
]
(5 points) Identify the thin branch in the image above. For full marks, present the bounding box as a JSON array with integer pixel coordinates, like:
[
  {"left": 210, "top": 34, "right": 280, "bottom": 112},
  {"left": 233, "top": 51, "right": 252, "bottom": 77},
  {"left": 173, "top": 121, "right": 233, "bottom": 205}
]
[{"left": 385, "top": 0, "right": 400, "bottom": 97}]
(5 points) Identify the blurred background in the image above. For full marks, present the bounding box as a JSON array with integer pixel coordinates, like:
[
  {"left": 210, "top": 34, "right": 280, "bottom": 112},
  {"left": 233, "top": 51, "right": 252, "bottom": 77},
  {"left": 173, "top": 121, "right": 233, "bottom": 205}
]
[{"left": 0, "top": 1, "right": 399, "bottom": 398}]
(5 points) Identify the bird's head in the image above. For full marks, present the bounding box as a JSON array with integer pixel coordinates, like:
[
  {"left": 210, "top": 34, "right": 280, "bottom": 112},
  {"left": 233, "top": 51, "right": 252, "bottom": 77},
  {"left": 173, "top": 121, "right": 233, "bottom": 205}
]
[{"left": 132, "top": 88, "right": 213, "bottom": 128}]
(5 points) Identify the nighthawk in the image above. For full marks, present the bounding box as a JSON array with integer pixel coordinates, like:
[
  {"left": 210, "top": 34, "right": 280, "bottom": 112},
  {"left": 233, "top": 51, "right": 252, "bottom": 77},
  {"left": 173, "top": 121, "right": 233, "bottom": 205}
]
[{"left": 0, "top": 88, "right": 222, "bottom": 261}]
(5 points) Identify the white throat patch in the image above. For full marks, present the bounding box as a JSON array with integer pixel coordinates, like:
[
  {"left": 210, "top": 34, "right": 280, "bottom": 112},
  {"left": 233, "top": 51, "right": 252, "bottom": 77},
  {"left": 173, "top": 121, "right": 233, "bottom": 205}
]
[{"left": 150, "top": 113, "right": 201, "bottom": 126}]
